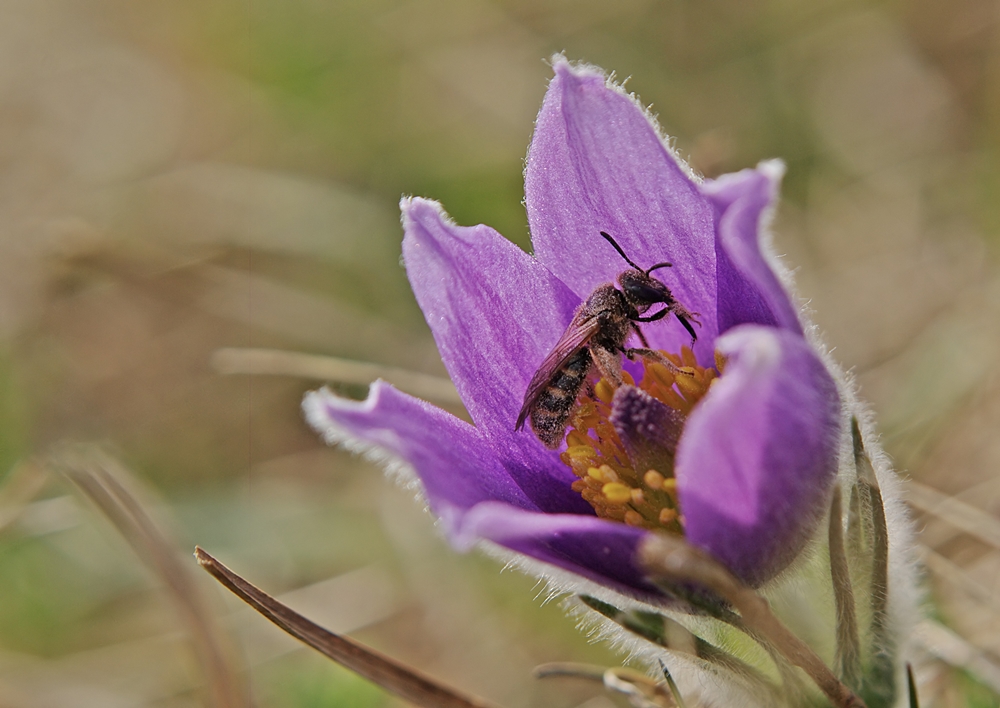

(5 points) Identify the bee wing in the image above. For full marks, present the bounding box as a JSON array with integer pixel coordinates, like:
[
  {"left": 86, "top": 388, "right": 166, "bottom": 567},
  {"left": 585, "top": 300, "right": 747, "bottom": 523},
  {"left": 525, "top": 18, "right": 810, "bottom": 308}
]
[{"left": 515, "top": 314, "right": 601, "bottom": 431}]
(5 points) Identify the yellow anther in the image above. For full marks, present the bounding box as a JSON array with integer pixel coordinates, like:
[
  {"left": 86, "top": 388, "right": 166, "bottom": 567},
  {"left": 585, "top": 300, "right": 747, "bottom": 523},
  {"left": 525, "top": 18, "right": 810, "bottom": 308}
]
[
  {"left": 624, "top": 510, "right": 645, "bottom": 527},
  {"left": 566, "top": 431, "right": 591, "bottom": 448},
  {"left": 588, "top": 465, "right": 619, "bottom": 483},
  {"left": 715, "top": 351, "right": 728, "bottom": 373},
  {"left": 656, "top": 388, "right": 688, "bottom": 411},
  {"left": 602, "top": 483, "right": 633, "bottom": 504},
  {"left": 561, "top": 345, "right": 722, "bottom": 536},
  {"left": 647, "top": 363, "right": 675, "bottom": 388},
  {"left": 675, "top": 372, "right": 702, "bottom": 397},
  {"left": 595, "top": 380, "right": 615, "bottom": 403}
]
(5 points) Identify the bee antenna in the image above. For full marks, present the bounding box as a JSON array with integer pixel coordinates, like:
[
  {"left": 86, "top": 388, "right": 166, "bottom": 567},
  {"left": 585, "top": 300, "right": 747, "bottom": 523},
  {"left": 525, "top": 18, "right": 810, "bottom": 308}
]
[
  {"left": 600, "top": 231, "right": 643, "bottom": 271},
  {"left": 645, "top": 262, "right": 673, "bottom": 274}
]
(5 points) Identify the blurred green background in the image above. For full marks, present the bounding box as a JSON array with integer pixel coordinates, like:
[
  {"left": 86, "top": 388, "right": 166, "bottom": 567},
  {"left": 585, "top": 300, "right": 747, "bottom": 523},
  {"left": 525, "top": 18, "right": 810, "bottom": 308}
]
[{"left": 0, "top": 0, "right": 999, "bottom": 706}]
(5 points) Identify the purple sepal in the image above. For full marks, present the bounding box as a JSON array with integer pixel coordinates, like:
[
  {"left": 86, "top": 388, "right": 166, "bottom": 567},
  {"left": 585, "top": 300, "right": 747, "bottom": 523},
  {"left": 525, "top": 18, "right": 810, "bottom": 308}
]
[
  {"left": 401, "top": 198, "right": 591, "bottom": 515},
  {"left": 450, "top": 501, "right": 665, "bottom": 601},
  {"left": 702, "top": 163, "right": 803, "bottom": 335},
  {"left": 675, "top": 325, "right": 841, "bottom": 586},
  {"left": 304, "top": 382, "right": 538, "bottom": 514},
  {"left": 524, "top": 59, "right": 720, "bottom": 363}
]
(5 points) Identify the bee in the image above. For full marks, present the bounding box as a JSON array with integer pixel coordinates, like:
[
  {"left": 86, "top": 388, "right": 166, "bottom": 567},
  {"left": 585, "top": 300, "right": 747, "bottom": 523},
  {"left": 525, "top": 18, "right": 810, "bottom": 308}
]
[{"left": 515, "top": 231, "right": 700, "bottom": 449}]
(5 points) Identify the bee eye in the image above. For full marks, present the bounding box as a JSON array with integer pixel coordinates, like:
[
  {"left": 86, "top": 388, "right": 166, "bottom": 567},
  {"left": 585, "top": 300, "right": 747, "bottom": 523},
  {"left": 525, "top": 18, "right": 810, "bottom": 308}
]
[{"left": 624, "top": 279, "right": 667, "bottom": 303}]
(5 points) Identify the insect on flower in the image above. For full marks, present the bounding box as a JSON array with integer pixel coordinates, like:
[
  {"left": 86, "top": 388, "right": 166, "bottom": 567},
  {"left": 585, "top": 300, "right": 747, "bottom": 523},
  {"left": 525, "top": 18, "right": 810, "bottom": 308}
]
[{"left": 515, "top": 231, "right": 700, "bottom": 448}]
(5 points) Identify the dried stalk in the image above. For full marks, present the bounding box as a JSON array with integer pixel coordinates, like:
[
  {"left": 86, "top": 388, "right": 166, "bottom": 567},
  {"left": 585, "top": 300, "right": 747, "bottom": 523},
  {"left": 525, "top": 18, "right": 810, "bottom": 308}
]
[
  {"left": 211, "top": 347, "right": 462, "bottom": 406},
  {"left": 52, "top": 447, "right": 244, "bottom": 708},
  {"left": 534, "top": 663, "right": 678, "bottom": 708},
  {"left": 0, "top": 460, "right": 48, "bottom": 534},
  {"left": 906, "top": 479, "right": 1000, "bottom": 551},
  {"left": 194, "top": 547, "right": 500, "bottom": 708}
]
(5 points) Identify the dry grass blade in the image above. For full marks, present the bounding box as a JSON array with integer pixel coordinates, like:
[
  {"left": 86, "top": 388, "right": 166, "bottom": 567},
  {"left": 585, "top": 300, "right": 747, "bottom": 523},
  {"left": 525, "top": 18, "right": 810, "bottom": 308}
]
[
  {"left": 0, "top": 460, "right": 48, "bottom": 535},
  {"left": 638, "top": 534, "right": 867, "bottom": 708},
  {"left": 52, "top": 447, "right": 244, "bottom": 708},
  {"left": 906, "top": 480, "right": 1000, "bottom": 551},
  {"left": 194, "top": 546, "right": 502, "bottom": 708},
  {"left": 906, "top": 664, "right": 919, "bottom": 708},
  {"left": 211, "top": 347, "right": 463, "bottom": 406},
  {"left": 535, "top": 663, "right": 678, "bottom": 708},
  {"left": 532, "top": 662, "right": 608, "bottom": 681},
  {"left": 921, "top": 547, "right": 1000, "bottom": 618},
  {"left": 913, "top": 619, "right": 1000, "bottom": 694}
]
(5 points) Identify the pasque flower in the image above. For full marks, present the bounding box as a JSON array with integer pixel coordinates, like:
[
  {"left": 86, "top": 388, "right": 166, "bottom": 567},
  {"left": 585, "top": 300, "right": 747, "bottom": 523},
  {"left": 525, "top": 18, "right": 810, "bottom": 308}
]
[
  {"left": 306, "top": 59, "right": 926, "bottom": 706},
  {"left": 305, "top": 58, "right": 845, "bottom": 601}
]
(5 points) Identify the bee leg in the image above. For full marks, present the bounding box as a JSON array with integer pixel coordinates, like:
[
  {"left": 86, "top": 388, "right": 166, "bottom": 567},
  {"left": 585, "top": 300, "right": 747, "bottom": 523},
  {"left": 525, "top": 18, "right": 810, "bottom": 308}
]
[
  {"left": 631, "top": 323, "right": 650, "bottom": 349},
  {"left": 591, "top": 345, "right": 626, "bottom": 388},
  {"left": 633, "top": 306, "right": 670, "bottom": 323},
  {"left": 624, "top": 347, "right": 695, "bottom": 377}
]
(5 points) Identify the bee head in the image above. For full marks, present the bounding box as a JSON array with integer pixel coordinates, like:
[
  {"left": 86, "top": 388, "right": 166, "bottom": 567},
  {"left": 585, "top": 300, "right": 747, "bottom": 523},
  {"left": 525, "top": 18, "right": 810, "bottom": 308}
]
[
  {"left": 600, "top": 231, "right": 677, "bottom": 311},
  {"left": 618, "top": 269, "right": 673, "bottom": 310}
]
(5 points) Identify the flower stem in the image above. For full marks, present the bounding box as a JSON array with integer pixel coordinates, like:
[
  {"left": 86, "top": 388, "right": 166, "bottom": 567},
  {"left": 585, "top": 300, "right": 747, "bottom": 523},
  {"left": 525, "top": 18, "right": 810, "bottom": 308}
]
[{"left": 638, "top": 533, "right": 868, "bottom": 708}]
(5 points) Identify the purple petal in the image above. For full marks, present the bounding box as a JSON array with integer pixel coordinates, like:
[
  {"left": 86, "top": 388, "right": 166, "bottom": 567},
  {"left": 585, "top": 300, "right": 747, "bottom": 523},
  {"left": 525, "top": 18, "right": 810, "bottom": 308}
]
[
  {"left": 304, "top": 382, "right": 538, "bottom": 514},
  {"left": 675, "top": 325, "right": 840, "bottom": 586},
  {"left": 451, "top": 501, "right": 665, "bottom": 601},
  {"left": 524, "top": 59, "right": 719, "bottom": 362},
  {"left": 401, "top": 198, "right": 593, "bottom": 515},
  {"left": 702, "top": 163, "right": 803, "bottom": 335}
]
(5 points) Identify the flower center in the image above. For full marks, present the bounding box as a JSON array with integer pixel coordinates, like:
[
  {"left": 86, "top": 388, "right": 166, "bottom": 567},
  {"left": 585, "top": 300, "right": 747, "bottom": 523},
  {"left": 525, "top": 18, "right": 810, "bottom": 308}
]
[{"left": 560, "top": 346, "right": 723, "bottom": 533}]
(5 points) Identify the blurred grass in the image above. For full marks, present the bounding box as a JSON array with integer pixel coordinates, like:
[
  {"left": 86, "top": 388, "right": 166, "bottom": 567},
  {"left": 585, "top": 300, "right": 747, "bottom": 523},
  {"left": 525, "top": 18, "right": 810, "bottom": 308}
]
[{"left": 0, "top": 0, "right": 998, "bottom": 706}]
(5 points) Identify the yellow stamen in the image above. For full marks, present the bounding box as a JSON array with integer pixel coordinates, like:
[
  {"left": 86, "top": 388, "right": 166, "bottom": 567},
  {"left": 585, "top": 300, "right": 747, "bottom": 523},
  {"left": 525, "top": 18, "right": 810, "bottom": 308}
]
[
  {"left": 675, "top": 372, "right": 703, "bottom": 398},
  {"left": 566, "top": 445, "right": 595, "bottom": 459},
  {"left": 559, "top": 346, "right": 719, "bottom": 535},
  {"left": 602, "top": 483, "right": 633, "bottom": 504},
  {"left": 595, "top": 379, "right": 615, "bottom": 403},
  {"left": 624, "top": 510, "right": 645, "bottom": 527}
]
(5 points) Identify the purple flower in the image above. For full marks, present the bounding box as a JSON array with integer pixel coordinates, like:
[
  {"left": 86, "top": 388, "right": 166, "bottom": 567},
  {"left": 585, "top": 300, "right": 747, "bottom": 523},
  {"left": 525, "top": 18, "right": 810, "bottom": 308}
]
[{"left": 305, "top": 59, "right": 841, "bottom": 602}]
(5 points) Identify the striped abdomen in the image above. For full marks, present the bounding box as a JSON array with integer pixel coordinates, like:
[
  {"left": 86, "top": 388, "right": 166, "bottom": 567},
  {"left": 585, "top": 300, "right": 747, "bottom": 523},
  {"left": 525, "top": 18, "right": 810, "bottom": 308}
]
[{"left": 529, "top": 348, "right": 592, "bottom": 449}]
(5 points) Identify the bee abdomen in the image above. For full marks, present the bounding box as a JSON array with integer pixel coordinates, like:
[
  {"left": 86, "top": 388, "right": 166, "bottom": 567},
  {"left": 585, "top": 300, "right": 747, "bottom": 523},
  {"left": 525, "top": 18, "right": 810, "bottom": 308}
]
[{"left": 530, "top": 349, "right": 592, "bottom": 449}]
